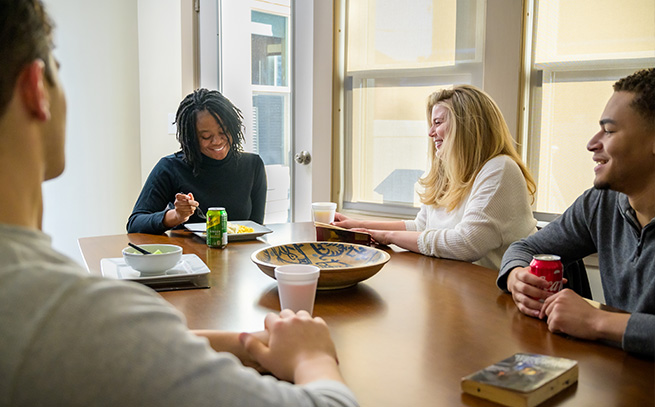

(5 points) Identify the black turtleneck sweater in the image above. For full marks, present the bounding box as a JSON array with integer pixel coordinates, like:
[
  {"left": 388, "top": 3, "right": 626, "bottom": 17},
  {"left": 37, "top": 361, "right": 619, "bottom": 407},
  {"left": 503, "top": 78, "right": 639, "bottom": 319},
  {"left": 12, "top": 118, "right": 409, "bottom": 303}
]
[{"left": 127, "top": 150, "right": 267, "bottom": 234}]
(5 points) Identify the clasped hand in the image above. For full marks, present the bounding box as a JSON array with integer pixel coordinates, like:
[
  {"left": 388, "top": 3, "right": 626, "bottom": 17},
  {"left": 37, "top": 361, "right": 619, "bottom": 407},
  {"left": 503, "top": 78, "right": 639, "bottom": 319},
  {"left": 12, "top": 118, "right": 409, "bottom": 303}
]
[
  {"left": 508, "top": 266, "right": 608, "bottom": 341},
  {"left": 239, "top": 309, "right": 340, "bottom": 384}
]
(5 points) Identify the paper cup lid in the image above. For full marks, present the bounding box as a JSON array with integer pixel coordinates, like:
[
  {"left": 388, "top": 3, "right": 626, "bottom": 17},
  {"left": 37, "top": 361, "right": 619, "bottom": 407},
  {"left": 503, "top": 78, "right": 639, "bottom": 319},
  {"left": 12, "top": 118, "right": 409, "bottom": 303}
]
[
  {"left": 311, "top": 202, "right": 336, "bottom": 209},
  {"left": 275, "top": 265, "right": 320, "bottom": 281}
]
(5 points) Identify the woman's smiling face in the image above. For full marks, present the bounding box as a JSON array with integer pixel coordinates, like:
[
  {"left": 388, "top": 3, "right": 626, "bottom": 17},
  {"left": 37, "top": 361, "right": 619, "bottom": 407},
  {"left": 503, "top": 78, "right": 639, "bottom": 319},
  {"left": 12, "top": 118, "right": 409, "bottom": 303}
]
[
  {"left": 196, "top": 110, "right": 231, "bottom": 160},
  {"left": 429, "top": 103, "right": 450, "bottom": 155}
]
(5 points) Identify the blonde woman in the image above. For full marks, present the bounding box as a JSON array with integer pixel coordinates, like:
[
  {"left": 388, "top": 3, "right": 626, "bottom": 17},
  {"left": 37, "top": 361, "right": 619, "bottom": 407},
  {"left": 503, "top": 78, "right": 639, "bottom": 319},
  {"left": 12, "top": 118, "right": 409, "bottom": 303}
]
[{"left": 333, "top": 85, "right": 537, "bottom": 270}]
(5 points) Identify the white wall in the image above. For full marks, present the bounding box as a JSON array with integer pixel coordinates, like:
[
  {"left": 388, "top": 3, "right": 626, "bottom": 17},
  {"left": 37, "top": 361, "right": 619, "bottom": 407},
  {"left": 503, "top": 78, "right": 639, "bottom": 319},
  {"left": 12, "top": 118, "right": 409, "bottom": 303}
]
[
  {"left": 219, "top": 0, "right": 255, "bottom": 148},
  {"left": 42, "top": 0, "right": 189, "bottom": 266},
  {"left": 42, "top": 0, "right": 142, "bottom": 266},
  {"left": 137, "top": 0, "right": 188, "bottom": 181}
]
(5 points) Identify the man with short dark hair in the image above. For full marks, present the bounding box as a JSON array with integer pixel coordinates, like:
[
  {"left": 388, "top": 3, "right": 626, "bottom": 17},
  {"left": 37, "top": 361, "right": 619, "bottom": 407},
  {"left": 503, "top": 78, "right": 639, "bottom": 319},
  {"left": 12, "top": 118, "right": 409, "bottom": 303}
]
[
  {"left": 0, "top": 1, "right": 359, "bottom": 405},
  {"left": 497, "top": 68, "right": 655, "bottom": 358}
]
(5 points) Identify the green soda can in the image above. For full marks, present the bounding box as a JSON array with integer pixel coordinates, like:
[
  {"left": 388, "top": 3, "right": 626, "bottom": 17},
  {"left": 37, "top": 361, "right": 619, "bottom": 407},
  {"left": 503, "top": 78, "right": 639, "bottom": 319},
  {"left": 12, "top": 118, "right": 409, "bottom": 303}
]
[{"left": 206, "top": 207, "right": 228, "bottom": 248}]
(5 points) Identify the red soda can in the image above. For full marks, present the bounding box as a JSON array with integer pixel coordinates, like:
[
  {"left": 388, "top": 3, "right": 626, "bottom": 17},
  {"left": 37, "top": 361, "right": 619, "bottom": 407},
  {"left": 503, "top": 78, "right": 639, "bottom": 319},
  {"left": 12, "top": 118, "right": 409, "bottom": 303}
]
[{"left": 529, "top": 254, "right": 563, "bottom": 293}]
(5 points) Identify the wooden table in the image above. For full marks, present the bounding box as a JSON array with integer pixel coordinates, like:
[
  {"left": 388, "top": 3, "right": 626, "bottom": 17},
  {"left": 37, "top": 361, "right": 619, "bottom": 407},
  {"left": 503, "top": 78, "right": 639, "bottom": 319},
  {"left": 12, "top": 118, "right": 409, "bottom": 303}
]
[{"left": 79, "top": 222, "right": 654, "bottom": 407}]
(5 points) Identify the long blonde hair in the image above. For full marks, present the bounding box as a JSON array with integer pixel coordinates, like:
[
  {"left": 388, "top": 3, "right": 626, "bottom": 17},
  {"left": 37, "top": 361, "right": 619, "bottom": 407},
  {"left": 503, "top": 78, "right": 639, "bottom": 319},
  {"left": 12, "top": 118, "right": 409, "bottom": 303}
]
[{"left": 418, "top": 85, "right": 535, "bottom": 210}]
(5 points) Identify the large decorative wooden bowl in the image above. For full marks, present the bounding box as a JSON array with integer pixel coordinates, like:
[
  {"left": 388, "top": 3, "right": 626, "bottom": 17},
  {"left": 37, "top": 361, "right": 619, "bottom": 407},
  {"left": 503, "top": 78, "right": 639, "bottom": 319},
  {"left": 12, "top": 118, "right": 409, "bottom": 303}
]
[{"left": 251, "top": 242, "right": 390, "bottom": 290}]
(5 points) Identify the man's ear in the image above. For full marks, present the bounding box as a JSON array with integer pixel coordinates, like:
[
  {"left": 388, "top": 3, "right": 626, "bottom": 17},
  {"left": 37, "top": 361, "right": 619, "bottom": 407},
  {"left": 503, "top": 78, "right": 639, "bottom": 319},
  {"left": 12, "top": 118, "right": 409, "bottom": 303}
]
[{"left": 17, "top": 59, "right": 50, "bottom": 121}]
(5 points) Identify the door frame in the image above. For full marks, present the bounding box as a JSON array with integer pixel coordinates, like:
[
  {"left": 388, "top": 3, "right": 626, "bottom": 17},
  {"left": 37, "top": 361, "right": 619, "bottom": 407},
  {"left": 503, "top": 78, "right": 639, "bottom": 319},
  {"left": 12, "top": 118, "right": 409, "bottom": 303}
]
[
  {"left": 292, "top": 0, "right": 334, "bottom": 221},
  {"left": 197, "top": 0, "right": 334, "bottom": 222}
]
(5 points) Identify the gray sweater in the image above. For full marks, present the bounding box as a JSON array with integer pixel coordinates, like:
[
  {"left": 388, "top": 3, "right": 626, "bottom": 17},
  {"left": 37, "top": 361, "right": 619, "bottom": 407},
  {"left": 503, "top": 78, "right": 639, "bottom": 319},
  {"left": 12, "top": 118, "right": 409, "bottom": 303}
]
[
  {"left": 497, "top": 188, "right": 655, "bottom": 358},
  {"left": 0, "top": 224, "right": 359, "bottom": 407}
]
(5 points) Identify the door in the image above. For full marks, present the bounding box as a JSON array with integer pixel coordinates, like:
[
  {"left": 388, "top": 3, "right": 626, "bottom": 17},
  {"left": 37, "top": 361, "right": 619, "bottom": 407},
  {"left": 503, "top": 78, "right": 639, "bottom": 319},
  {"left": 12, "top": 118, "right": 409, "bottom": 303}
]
[{"left": 198, "top": 0, "right": 333, "bottom": 223}]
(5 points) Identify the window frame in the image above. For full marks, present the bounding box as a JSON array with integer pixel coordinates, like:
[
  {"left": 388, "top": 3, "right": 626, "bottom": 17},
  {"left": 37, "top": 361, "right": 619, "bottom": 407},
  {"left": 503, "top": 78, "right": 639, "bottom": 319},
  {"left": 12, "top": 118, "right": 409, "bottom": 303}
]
[
  {"left": 519, "top": 0, "right": 655, "bottom": 213},
  {"left": 334, "top": 0, "right": 524, "bottom": 218}
]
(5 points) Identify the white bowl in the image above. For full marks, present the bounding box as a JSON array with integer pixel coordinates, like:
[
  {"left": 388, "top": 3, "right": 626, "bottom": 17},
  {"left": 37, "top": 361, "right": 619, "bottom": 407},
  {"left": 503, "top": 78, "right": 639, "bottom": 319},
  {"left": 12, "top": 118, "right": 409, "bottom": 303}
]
[{"left": 122, "top": 244, "right": 183, "bottom": 274}]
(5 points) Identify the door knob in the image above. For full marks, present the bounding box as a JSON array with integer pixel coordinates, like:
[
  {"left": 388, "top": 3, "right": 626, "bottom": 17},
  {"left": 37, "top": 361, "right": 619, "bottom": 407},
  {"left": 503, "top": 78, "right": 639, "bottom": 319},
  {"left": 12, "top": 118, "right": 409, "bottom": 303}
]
[{"left": 294, "top": 150, "right": 312, "bottom": 165}]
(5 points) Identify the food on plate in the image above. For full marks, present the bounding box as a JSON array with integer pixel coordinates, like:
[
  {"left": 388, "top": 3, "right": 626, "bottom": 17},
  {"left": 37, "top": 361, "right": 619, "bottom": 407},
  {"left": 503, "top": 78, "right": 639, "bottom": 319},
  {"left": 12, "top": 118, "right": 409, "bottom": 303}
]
[{"left": 227, "top": 222, "right": 255, "bottom": 234}]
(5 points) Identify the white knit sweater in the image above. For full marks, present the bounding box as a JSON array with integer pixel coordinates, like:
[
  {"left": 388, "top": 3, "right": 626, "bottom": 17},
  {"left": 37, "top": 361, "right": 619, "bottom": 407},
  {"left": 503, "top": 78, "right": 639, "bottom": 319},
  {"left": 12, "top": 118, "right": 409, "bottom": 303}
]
[{"left": 404, "top": 155, "right": 537, "bottom": 270}]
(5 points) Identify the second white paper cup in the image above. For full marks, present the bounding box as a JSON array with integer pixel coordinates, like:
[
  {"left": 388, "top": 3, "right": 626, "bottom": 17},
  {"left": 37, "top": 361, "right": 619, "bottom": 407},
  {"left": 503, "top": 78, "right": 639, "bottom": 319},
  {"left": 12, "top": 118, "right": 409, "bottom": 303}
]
[
  {"left": 312, "top": 202, "right": 337, "bottom": 223},
  {"left": 275, "top": 265, "right": 320, "bottom": 315}
]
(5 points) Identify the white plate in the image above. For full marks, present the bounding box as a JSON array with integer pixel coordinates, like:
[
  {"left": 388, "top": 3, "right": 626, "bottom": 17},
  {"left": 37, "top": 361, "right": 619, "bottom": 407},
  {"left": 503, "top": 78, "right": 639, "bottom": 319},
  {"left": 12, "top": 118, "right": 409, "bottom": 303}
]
[
  {"left": 100, "top": 254, "right": 209, "bottom": 282},
  {"left": 185, "top": 220, "right": 273, "bottom": 242}
]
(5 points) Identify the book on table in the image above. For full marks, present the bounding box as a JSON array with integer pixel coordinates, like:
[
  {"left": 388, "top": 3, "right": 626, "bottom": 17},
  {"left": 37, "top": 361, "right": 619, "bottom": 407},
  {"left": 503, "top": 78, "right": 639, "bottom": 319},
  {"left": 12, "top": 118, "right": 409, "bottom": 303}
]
[
  {"left": 314, "top": 222, "right": 372, "bottom": 246},
  {"left": 461, "top": 353, "right": 578, "bottom": 407}
]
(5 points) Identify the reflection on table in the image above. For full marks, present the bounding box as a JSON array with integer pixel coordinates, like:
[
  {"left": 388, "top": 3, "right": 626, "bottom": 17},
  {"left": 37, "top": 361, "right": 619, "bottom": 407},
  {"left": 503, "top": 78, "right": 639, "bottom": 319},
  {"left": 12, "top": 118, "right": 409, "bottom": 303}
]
[{"left": 78, "top": 222, "right": 654, "bottom": 407}]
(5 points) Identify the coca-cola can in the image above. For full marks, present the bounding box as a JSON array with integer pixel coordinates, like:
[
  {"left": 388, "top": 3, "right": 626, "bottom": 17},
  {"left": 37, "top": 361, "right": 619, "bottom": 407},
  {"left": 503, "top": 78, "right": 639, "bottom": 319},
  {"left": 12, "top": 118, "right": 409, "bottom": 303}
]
[{"left": 529, "top": 254, "right": 563, "bottom": 293}]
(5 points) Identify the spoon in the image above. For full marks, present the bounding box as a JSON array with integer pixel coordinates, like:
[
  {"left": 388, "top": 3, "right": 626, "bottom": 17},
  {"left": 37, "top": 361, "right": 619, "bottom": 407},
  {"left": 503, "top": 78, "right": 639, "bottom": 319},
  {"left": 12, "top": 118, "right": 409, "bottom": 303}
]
[{"left": 128, "top": 242, "right": 152, "bottom": 255}]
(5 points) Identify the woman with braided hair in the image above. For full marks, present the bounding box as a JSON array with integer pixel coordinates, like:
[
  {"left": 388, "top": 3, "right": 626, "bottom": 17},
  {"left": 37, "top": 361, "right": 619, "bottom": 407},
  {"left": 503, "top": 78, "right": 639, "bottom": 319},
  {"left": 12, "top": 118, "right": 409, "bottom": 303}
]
[{"left": 127, "top": 89, "right": 267, "bottom": 234}]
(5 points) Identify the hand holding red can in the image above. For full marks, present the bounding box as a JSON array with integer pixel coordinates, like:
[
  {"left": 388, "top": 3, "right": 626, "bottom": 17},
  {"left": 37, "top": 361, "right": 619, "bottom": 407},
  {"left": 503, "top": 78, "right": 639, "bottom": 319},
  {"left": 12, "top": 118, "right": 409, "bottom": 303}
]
[{"left": 529, "top": 254, "right": 563, "bottom": 294}]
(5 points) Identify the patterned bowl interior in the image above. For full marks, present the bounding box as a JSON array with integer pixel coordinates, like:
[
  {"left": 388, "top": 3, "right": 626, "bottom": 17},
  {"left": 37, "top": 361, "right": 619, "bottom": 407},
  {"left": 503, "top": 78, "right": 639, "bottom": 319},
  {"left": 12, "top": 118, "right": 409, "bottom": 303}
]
[{"left": 251, "top": 242, "right": 390, "bottom": 289}]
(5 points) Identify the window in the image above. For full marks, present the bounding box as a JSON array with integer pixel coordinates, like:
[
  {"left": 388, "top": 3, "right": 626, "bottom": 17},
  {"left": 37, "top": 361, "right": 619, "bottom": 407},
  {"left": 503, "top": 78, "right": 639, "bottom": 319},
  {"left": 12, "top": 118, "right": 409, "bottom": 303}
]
[
  {"left": 340, "top": 0, "right": 486, "bottom": 217},
  {"left": 251, "top": 10, "right": 290, "bottom": 167},
  {"left": 523, "top": 0, "right": 655, "bottom": 213},
  {"left": 338, "top": 0, "right": 655, "bottom": 218},
  {"left": 250, "top": 3, "right": 292, "bottom": 223}
]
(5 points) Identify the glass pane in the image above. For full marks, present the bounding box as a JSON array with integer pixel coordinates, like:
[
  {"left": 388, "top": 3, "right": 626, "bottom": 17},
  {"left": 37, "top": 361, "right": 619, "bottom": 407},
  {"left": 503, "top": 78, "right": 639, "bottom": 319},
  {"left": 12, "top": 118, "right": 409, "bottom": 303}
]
[
  {"left": 251, "top": 6, "right": 291, "bottom": 223},
  {"left": 347, "top": 81, "right": 452, "bottom": 206},
  {"left": 527, "top": 0, "right": 655, "bottom": 213},
  {"left": 531, "top": 75, "right": 615, "bottom": 212},
  {"left": 347, "top": 0, "right": 468, "bottom": 71},
  {"left": 343, "top": 0, "right": 484, "bottom": 214},
  {"left": 251, "top": 11, "right": 288, "bottom": 86},
  {"left": 252, "top": 93, "right": 289, "bottom": 165},
  {"left": 535, "top": 0, "right": 655, "bottom": 63}
]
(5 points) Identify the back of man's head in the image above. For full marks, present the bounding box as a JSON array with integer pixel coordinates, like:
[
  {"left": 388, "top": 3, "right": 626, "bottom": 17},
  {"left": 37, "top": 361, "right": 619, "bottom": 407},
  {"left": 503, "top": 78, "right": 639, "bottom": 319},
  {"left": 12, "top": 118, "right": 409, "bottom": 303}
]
[
  {"left": 613, "top": 68, "right": 655, "bottom": 126},
  {"left": 0, "top": 0, "right": 54, "bottom": 118}
]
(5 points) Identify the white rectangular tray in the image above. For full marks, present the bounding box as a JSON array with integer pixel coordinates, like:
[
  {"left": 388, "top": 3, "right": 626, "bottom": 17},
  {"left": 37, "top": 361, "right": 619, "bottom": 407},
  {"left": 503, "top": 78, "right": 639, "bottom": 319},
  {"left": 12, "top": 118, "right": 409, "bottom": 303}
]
[
  {"left": 185, "top": 220, "right": 272, "bottom": 241},
  {"left": 100, "top": 254, "right": 209, "bottom": 282}
]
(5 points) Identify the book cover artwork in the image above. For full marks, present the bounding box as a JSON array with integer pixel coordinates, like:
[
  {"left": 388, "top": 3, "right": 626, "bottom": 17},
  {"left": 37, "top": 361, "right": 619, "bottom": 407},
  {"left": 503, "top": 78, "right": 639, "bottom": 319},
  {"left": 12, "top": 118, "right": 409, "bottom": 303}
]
[{"left": 465, "top": 353, "right": 577, "bottom": 393}]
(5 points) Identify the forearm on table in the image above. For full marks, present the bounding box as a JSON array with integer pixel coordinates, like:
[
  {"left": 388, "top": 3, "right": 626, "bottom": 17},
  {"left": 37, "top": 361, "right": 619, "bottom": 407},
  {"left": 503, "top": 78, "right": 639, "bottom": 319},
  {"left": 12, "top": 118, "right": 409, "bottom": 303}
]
[
  {"left": 497, "top": 267, "right": 515, "bottom": 292},
  {"left": 384, "top": 230, "right": 420, "bottom": 252},
  {"left": 293, "top": 355, "right": 346, "bottom": 386},
  {"left": 193, "top": 330, "right": 242, "bottom": 354},
  {"left": 498, "top": 242, "right": 541, "bottom": 290},
  {"left": 127, "top": 210, "right": 169, "bottom": 234},
  {"left": 622, "top": 313, "right": 655, "bottom": 357},
  {"left": 360, "top": 220, "right": 406, "bottom": 230},
  {"left": 417, "top": 225, "right": 500, "bottom": 261},
  {"left": 594, "top": 311, "right": 630, "bottom": 344},
  {"left": 194, "top": 329, "right": 273, "bottom": 366},
  {"left": 504, "top": 267, "right": 519, "bottom": 292},
  {"left": 163, "top": 209, "right": 183, "bottom": 229}
]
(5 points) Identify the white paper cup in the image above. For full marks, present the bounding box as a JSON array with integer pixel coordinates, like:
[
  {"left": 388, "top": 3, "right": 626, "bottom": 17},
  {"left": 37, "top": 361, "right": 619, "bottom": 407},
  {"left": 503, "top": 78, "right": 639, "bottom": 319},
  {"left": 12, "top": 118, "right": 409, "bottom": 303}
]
[
  {"left": 275, "top": 265, "right": 320, "bottom": 315},
  {"left": 312, "top": 202, "right": 337, "bottom": 223}
]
